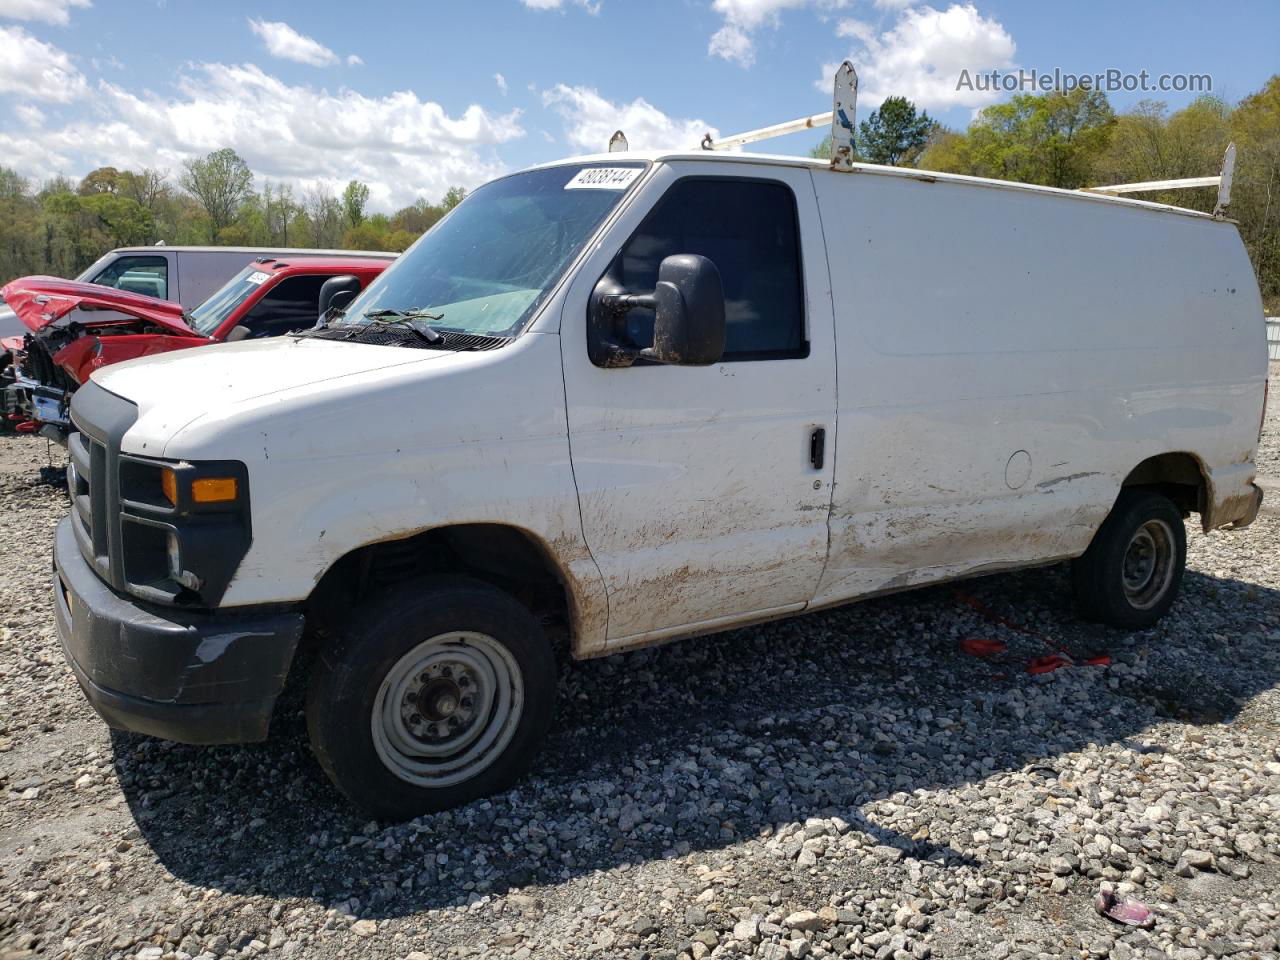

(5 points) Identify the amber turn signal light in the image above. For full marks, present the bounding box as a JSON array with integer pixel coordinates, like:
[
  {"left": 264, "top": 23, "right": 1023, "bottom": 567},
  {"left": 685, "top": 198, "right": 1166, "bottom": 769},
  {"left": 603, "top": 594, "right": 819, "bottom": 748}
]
[
  {"left": 192, "top": 476, "right": 238, "bottom": 504},
  {"left": 160, "top": 467, "right": 177, "bottom": 505}
]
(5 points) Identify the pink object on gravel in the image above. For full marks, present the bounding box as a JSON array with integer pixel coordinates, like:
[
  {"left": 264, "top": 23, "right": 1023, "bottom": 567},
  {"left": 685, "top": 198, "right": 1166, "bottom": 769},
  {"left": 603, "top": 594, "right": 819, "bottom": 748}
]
[{"left": 1094, "top": 890, "right": 1156, "bottom": 928}]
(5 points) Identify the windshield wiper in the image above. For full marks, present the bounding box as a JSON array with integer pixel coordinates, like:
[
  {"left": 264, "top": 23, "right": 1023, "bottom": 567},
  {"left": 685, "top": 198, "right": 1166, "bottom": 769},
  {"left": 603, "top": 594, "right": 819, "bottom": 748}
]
[
  {"left": 313, "top": 307, "right": 346, "bottom": 331},
  {"left": 365, "top": 308, "right": 445, "bottom": 344}
]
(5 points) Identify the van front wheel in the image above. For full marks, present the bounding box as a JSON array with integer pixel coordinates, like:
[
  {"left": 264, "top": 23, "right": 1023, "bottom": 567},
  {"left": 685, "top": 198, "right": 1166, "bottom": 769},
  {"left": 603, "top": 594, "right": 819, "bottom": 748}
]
[
  {"left": 1071, "top": 489, "right": 1186, "bottom": 629},
  {"left": 306, "top": 577, "right": 556, "bottom": 820}
]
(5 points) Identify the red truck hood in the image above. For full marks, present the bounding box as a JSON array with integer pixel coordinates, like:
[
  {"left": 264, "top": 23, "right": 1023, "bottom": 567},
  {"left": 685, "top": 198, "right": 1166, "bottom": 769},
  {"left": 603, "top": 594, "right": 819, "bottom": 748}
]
[{"left": 0, "top": 276, "right": 196, "bottom": 336}]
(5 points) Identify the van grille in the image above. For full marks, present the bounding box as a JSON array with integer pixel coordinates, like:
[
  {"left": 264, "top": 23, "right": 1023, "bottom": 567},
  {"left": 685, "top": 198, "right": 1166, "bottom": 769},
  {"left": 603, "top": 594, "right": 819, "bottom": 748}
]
[{"left": 65, "top": 381, "right": 139, "bottom": 592}]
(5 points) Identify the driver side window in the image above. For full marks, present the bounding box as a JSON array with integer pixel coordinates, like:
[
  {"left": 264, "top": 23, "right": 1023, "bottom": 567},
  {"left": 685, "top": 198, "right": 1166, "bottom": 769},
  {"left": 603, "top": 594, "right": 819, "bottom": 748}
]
[
  {"left": 613, "top": 178, "right": 807, "bottom": 361},
  {"left": 238, "top": 275, "right": 333, "bottom": 338}
]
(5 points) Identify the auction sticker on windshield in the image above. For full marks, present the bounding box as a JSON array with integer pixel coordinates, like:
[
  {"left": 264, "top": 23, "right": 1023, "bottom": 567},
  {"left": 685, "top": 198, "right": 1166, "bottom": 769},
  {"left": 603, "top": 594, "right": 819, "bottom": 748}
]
[
  {"left": 246, "top": 271, "right": 271, "bottom": 285},
  {"left": 564, "top": 167, "right": 643, "bottom": 190}
]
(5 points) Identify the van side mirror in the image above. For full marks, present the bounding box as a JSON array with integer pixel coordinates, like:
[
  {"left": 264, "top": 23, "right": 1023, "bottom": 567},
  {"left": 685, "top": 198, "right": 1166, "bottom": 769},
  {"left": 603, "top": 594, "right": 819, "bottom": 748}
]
[
  {"left": 318, "top": 274, "right": 361, "bottom": 317},
  {"left": 589, "top": 254, "right": 726, "bottom": 367}
]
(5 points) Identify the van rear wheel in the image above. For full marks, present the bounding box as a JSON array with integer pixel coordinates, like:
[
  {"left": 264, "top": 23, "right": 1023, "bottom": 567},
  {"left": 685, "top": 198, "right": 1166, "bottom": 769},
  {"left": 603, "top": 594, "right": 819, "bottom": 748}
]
[
  {"left": 306, "top": 576, "right": 556, "bottom": 820},
  {"left": 1071, "top": 489, "right": 1186, "bottom": 629}
]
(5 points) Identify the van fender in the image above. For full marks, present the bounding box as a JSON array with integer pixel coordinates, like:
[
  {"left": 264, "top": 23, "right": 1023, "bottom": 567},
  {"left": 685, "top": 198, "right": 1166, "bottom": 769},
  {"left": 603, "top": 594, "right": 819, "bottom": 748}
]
[{"left": 1201, "top": 460, "right": 1263, "bottom": 530}]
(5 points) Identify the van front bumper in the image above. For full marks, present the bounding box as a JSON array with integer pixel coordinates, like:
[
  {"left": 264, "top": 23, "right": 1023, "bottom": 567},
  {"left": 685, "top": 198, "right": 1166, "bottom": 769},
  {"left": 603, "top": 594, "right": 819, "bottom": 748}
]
[{"left": 52, "top": 516, "right": 304, "bottom": 744}]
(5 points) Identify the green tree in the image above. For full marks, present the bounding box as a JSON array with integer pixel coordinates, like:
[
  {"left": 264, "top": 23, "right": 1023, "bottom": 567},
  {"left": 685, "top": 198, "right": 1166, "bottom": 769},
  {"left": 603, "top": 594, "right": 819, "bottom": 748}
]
[
  {"left": 0, "top": 168, "right": 42, "bottom": 284},
  {"left": 78, "top": 166, "right": 126, "bottom": 195},
  {"left": 1230, "top": 75, "right": 1280, "bottom": 308},
  {"left": 1092, "top": 97, "right": 1230, "bottom": 210},
  {"left": 179, "top": 148, "right": 254, "bottom": 243},
  {"left": 80, "top": 192, "right": 155, "bottom": 247},
  {"left": 303, "top": 185, "right": 344, "bottom": 248},
  {"left": 391, "top": 198, "right": 446, "bottom": 234},
  {"left": 262, "top": 182, "right": 299, "bottom": 246},
  {"left": 920, "top": 88, "right": 1115, "bottom": 188},
  {"left": 342, "top": 180, "right": 370, "bottom": 228},
  {"left": 41, "top": 188, "right": 99, "bottom": 276},
  {"left": 857, "top": 97, "right": 935, "bottom": 166},
  {"left": 440, "top": 186, "right": 467, "bottom": 212},
  {"left": 389, "top": 186, "right": 468, "bottom": 236},
  {"left": 119, "top": 168, "right": 171, "bottom": 213},
  {"left": 808, "top": 134, "right": 833, "bottom": 161}
]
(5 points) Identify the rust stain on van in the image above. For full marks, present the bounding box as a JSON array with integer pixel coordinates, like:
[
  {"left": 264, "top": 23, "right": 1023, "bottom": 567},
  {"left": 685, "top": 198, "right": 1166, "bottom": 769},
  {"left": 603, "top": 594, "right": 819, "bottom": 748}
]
[{"left": 1036, "top": 472, "right": 1101, "bottom": 490}]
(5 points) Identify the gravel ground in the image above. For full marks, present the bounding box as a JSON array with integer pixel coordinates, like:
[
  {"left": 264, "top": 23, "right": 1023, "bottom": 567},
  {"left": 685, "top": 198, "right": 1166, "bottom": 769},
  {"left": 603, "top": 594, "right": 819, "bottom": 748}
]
[{"left": 1, "top": 412, "right": 1279, "bottom": 960}]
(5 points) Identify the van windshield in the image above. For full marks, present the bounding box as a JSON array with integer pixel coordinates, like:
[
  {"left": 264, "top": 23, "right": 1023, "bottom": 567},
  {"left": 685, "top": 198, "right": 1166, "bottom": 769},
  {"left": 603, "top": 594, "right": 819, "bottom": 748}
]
[
  {"left": 189, "top": 265, "right": 274, "bottom": 335},
  {"left": 336, "top": 163, "right": 646, "bottom": 339}
]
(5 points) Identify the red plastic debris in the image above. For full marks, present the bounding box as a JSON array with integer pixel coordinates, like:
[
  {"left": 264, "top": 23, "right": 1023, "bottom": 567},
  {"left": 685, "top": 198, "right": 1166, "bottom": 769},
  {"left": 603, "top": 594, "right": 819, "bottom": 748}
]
[
  {"left": 1025, "top": 654, "right": 1072, "bottom": 675},
  {"left": 955, "top": 588, "right": 1114, "bottom": 676},
  {"left": 961, "top": 636, "right": 1008, "bottom": 658},
  {"left": 1094, "top": 890, "right": 1155, "bottom": 928},
  {"left": 14, "top": 420, "right": 38, "bottom": 434}
]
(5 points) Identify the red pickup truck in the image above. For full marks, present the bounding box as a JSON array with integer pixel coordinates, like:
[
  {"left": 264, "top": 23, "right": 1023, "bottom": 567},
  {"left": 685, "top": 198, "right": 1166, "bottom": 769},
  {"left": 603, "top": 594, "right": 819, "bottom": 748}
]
[{"left": 2, "top": 255, "right": 392, "bottom": 438}]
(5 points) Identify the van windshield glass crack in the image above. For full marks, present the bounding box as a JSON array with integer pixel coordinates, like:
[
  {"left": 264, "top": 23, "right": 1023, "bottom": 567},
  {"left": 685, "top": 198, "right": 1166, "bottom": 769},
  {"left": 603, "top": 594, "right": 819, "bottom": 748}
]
[{"left": 320, "top": 162, "right": 645, "bottom": 341}]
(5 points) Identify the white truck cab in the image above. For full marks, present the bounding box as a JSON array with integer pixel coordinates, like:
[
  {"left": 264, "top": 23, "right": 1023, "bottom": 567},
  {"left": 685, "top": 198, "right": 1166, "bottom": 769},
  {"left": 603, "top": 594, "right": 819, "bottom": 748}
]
[{"left": 52, "top": 151, "right": 1267, "bottom": 818}]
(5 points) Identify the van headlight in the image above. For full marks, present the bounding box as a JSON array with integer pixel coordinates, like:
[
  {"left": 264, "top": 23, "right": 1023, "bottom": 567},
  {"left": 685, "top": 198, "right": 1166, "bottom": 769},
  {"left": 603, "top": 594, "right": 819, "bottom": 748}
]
[{"left": 118, "top": 456, "right": 252, "bottom": 606}]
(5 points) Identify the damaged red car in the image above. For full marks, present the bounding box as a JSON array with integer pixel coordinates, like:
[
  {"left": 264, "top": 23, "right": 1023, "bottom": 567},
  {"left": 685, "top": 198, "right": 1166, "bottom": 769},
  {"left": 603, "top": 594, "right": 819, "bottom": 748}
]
[{"left": 1, "top": 255, "right": 392, "bottom": 440}]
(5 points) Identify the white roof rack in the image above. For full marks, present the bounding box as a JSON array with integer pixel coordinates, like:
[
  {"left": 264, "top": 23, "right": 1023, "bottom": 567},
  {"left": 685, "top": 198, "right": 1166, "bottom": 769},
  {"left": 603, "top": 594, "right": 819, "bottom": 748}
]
[
  {"left": 609, "top": 61, "right": 860, "bottom": 169},
  {"left": 1080, "top": 144, "right": 1228, "bottom": 217},
  {"left": 608, "top": 62, "right": 1239, "bottom": 218},
  {"left": 1086, "top": 175, "right": 1219, "bottom": 195},
  {"left": 699, "top": 111, "right": 833, "bottom": 152},
  {"left": 1082, "top": 143, "right": 1236, "bottom": 217},
  {"left": 696, "top": 61, "right": 860, "bottom": 168}
]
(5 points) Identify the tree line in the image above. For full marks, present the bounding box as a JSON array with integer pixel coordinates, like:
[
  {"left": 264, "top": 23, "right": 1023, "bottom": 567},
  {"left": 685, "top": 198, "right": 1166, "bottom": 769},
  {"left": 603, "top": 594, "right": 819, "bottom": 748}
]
[
  {"left": 812, "top": 75, "right": 1280, "bottom": 312},
  {"left": 0, "top": 147, "right": 466, "bottom": 286}
]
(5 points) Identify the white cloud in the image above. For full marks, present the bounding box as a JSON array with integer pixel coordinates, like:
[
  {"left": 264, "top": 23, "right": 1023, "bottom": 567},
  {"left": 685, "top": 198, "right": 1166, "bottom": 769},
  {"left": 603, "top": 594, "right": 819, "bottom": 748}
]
[
  {"left": 0, "top": 130, "right": 74, "bottom": 177},
  {"left": 0, "top": 25, "right": 87, "bottom": 102},
  {"left": 5, "top": 62, "right": 524, "bottom": 209},
  {"left": 0, "top": 0, "right": 90, "bottom": 26},
  {"left": 825, "top": 3, "right": 1016, "bottom": 110},
  {"left": 709, "top": 0, "right": 847, "bottom": 67},
  {"left": 248, "top": 18, "right": 339, "bottom": 67},
  {"left": 15, "top": 103, "right": 44, "bottom": 127},
  {"left": 346, "top": 53, "right": 363, "bottom": 66},
  {"left": 494, "top": 72, "right": 508, "bottom": 95},
  {"left": 542, "top": 84, "right": 715, "bottom": 153},
  {"left": 519, "top": 0, "right": 601, "bottom": 12}
]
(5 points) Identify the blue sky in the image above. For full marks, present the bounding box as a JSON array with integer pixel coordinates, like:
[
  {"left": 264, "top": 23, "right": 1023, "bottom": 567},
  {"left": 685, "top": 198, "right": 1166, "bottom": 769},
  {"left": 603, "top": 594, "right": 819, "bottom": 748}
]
[{"left": 0, "top": 0, "right": 1276, "bottom": 211}]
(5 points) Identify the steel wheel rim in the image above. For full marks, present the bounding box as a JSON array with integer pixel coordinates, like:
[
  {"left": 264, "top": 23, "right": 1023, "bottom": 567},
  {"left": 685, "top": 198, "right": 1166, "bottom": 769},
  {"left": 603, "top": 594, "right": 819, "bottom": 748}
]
[
  {"left": 1121, "top": 519, "right": 1176, "bottom": 610},
  {"left": 371, "top": 631, "right": 524, "bottom": 788}
]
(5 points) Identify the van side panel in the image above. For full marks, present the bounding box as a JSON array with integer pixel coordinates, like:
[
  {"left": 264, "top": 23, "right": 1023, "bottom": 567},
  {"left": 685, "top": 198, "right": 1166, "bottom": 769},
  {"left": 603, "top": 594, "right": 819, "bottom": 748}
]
[{"left": 811, "top": 170, "right": 1266, "bottom": 606}]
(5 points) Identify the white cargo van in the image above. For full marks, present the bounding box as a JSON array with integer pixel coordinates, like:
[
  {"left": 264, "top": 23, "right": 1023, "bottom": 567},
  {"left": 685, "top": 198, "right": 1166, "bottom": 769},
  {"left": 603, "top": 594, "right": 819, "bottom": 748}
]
[{"left": 52, "top": 150, "right": 1266, "bottom": 818}]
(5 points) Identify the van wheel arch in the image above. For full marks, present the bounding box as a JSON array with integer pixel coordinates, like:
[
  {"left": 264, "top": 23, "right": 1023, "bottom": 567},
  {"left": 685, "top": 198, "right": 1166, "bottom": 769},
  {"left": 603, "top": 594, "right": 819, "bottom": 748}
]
[
  {"left": 1119, "top": 451, "right": 1208, "bottom": 522},
  {"left": 304, "top": 523, "right": 576, "bottom": 659}
]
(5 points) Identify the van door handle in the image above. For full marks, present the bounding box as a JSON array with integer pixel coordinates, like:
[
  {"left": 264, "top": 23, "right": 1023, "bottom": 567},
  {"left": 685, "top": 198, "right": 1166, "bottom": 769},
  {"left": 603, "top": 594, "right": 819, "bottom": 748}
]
[{"left": 809, "top": 428, "right": 826, "bottom": 470}]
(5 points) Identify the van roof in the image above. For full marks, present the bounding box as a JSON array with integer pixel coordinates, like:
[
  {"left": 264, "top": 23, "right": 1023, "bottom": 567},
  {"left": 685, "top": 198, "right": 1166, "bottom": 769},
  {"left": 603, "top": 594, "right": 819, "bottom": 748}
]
[
  {"left": 109, "top": 246, "right": 399, "bottom": 257},
  {"left": 536, "top": 150, "right": 1223, "bottom": 223}
]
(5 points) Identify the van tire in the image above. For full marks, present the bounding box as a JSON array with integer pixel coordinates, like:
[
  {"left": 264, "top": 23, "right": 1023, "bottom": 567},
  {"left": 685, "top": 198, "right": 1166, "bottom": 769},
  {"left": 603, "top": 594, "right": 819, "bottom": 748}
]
[
  {"left": 1071, "top": 489, "right": 1186, "bottom": 629},
  {"left": 306, "top": 576, "right": 556, "bottom": 820}
]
